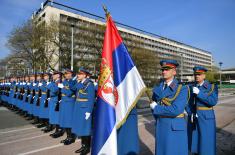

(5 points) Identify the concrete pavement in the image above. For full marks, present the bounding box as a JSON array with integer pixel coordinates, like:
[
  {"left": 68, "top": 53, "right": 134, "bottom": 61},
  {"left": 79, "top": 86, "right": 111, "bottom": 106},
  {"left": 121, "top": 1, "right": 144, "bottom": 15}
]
[{"left": 0, "top": 94, "right": 235, "bottom": 155}]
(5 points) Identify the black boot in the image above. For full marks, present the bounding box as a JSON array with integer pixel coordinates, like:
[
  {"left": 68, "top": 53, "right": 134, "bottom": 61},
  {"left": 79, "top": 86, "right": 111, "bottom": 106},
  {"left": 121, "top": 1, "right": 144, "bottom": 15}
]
[
  {"left": 26, "top": 115, "right": 34, "bottom": 120},
  {"left": 50, "top": 126, "right": 64, "bottom": 138},
  {"left": 32, "top": 117, "right": 40, "bottom": 124},
  {"left": 36, "top": 119, "right": 46, "bottom": 128},
  {"left": 63, "top": 129, "right": 76, "bottom": 145},
  {"left": 43, "top": 124, "right": 54, "bottom": 133},
  {"left": 75, "top": 136, "right": 90, "bottom": 154}
]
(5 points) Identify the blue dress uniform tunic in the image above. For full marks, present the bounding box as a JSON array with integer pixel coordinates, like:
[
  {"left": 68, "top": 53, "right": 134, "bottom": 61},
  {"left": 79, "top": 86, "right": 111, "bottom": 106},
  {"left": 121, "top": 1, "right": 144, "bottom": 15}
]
[
  {"left": 39, "top": 81, "right": 49, "bottom": 119},
  {"left": 59, "top": 79, "right": 76, "bottom": 128},
  {"left": 117, "top": 108, "right": 139, "bottom": 155},
  {"left": 71, "top": 79, "right": 95, "bottom": 136},
  {"left": 186, "top": 80, "right": 218, "bottom": 155},
  {"left": 152, "top": 79, "right": 189, "bottom": 155},
  {"left": 48, "top": 81, "right": 60, "bottom": 125}
]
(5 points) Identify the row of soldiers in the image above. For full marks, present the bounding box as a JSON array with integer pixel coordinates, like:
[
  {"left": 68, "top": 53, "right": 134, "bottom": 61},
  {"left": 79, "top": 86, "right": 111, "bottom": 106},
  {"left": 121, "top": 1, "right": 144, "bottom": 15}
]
[
  {"left": 0, "top": 68, "right": 96, "bottom": 155},
  {"left": 150, "top": 60, "right": 218, "bottom": 155},
  {"left": 0, "top": 59, "right": 218, "bottom": 155}
]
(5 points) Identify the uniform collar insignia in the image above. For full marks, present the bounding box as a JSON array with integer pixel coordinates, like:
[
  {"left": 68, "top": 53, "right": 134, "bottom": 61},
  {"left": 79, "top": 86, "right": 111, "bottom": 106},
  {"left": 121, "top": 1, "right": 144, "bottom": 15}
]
[
  {"left": 202, "top": 80, "right": 209, "bottom": 88},
  {"left": 169, "top": 79, "right": 178, "bottom": 90}
]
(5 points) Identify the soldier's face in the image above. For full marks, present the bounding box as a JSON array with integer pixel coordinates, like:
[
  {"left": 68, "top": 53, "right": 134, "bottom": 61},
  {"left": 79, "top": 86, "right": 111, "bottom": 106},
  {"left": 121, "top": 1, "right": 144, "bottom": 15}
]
[
  {"left": 65, "top": 72, "right": 72, "bottom": 80},
  {"left": 52, "top": 74, "right": 59, "bottom": 80},
  {"left": 162, "top": 68, "right": 176, "bottom": 80},
  {"left": 195, "top": 74, "right": 205, "bottom": 83},
  {"left": 77, "top": 72, "right": 86, "bottom": 81},
  {"left": 44, "top": 75, "right": 49, "bottom": 81}
]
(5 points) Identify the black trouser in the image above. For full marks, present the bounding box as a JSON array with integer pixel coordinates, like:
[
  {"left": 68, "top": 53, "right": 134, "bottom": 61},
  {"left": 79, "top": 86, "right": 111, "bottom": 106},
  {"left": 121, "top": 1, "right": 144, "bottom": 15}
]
[{"left": 81, "top": 136, "right": 91, "bottom": 148}]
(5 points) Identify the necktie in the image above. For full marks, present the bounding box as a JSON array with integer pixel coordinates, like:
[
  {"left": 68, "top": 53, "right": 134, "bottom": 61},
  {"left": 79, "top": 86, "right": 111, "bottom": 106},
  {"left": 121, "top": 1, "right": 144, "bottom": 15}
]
[{"left": 164, "top": 84, "right": 168, "bottom": 90}]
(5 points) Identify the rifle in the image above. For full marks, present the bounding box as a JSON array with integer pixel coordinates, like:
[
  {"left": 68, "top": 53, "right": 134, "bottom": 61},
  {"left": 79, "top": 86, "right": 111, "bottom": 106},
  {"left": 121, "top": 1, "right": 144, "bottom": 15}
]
[
  {"left": 30, "top": 74, "right": 37, "bottom": 104},
  {"left": 14, "top": 78, "right": 18, "bottom": 98},
  {"left": 191, "top": 81, "right": 198, "bottom": 130},
  {"left": 55, "top": 72, "right": 62, "bottom": 111},
  {"left": 36, "top": 74, "right": 42, "bottom": 106},
  {"left": 25, "top": 76, "right": 30, "bottom": 102},
  {"left": 44, "top": 74, "right": 51, "bottom": 108},
  {"left": 18, "top": 77, "right": 23, "bottom": 100}
]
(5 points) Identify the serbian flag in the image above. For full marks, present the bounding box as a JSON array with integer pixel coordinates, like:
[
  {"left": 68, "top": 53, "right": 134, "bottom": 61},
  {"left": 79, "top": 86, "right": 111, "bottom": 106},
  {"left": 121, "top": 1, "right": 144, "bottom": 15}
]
[{"left": 91, "top": 14, "right": 146, "bottom": 155}]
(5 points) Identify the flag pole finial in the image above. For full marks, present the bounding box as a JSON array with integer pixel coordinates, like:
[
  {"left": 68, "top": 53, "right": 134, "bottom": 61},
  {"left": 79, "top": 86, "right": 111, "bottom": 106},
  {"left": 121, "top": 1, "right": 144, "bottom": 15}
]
[{"left": 102, "top": 5, "right": 110, "bottom": 18}]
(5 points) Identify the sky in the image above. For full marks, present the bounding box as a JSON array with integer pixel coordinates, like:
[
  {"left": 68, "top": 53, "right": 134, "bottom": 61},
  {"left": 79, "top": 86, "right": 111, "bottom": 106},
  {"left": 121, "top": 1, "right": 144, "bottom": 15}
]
[{"left": 0, "top": 0, "right": 235, "bottom": 69}]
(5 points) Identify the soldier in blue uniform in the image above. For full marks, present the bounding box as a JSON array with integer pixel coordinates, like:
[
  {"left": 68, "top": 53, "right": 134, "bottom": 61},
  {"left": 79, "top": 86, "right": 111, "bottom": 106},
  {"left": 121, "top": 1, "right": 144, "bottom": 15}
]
[
  {"left": 37, "top": 73, "right": 50, "bottom": 128},
  {"left": 150, "top": 60, "right": 189, "bottom": 155},
  {"left": 186, "top": 66, "right": 218, "bottom": 155},
  {"left": 27, "top": 74, "right": 36, "bottom": 120},
  {"left": 22, "top": 75, "right": 30, "bottom": 117},
  {"left": 32, "top": 73, "right": 42, "bottom": 124},
  {"left": 58, "top": 69, "right": 77, "bottom": 145},
  {"left": 71, "top": 68, "right": 95, "bottom": 155},
  {"left": 48, "top": 71, "right": 64, "bottom": 138}
]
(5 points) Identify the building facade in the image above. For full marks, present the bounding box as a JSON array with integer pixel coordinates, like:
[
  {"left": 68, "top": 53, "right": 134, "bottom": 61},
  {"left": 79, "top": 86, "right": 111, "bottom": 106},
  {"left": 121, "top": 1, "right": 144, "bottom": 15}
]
[{"left": 33, "top": 0, "right": 213, "bottom": 86}]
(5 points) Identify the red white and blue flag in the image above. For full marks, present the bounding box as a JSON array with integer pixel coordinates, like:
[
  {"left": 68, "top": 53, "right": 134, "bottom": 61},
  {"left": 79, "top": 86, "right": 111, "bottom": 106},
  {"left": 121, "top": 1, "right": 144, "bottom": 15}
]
[{"left": 91, "top": 15, "right": 146, "bottom": 155}]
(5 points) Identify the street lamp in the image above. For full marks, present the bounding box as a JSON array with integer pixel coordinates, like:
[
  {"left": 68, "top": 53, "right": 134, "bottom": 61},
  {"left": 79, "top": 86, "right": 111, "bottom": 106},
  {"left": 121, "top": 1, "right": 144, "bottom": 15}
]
[
  {"left": 219, "top": 62, "right": 223, "bottom": 88},
  {"left": 180, "top": 53, "right": 184, "bottom": 82},
  {"left": 71, "top": 24, "right": 74, "bottom": 71}
]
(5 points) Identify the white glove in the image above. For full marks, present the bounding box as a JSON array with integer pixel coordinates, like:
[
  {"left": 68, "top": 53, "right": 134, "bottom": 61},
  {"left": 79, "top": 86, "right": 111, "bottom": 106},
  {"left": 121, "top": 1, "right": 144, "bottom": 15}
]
[
  {"left": 38, "top": 83, "right": 43, "bottom": 87},
  {"left": 47, "top": 82, "right": 50, "bottom": 85},
  {"left": 191, "top": 114, "right": 198, "bottom": 123},
  {"left": 33, "top": 83, "right": 37, "bottom": 86},
  {"left": 23, "top": 82, "right": 26, "bottom": 85},
  {"left": 85, "top": 112, "right": 91, "bottom": 120},
  {"left": 27, "top": 82, "right": 30, "bottom": 85},
  {"left": 191, "top": 115, "right": 194, "bottom": 123},
  {"left": 193, "top": 87, "right": 200, "bottom": 94},
  {"left": 58, "top": 83, "right": 64, "bottom": 88},
  {"left": 150, "top": 101, "right": 158, "bottom": 109}
]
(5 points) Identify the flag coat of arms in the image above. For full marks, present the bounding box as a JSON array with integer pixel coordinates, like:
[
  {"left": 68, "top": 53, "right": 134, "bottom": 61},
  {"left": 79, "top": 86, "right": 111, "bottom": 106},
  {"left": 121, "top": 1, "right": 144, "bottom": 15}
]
[{"left": 92, "top": 14, "right": 146, "bottom": 155}]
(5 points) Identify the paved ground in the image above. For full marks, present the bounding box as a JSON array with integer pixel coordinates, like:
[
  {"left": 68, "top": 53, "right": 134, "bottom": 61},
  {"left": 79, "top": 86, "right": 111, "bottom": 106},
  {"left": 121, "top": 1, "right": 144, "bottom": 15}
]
[{"left": 0, "top": 90, "right": 235, "bottom": 155}]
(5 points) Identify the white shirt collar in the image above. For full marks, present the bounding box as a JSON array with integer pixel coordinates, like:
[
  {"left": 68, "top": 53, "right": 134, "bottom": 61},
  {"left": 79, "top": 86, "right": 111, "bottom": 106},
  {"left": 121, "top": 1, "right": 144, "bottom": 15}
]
[
  {"left": 81, "top": 78, "right": 87, "bottom": 84},
  {"left": 164, "top": 79, "right": 173, "bottom": 86},
  {"left": 198, "top": 81, "right": 204, "bottom": 87}
]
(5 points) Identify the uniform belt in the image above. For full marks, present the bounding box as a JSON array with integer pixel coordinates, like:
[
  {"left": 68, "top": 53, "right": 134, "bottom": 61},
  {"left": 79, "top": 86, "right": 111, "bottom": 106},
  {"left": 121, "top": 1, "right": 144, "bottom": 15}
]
[
  {"left": 197, "top": 106, "right": 213, "bottom": 110},
  {"left": 159, "top": 113, "right": 185, "bottom": 118},
  {"left": 76, "top": 98, "right": 88, "bottom": 102},
  {"left": 35, "top": 92, "right": 39, "bottom": 94},
  {"left": 42, "top": 92, "right": 46, "bottom": 94},
  {"left": 62, "top": 94, "right": 76, "bottom": 98}
]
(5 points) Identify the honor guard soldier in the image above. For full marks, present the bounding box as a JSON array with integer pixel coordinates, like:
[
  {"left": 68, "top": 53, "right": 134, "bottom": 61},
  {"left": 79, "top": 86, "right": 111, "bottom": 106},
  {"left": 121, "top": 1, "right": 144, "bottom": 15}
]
[
  {"left": 57, "top": 69, "right": 77, "bottom": 145},
  {"left": 32, "top": 73, "right": 41, "bottom": 124},
  {"left": 150, "top": 60, "right": 189, "bottom": 155},
  {"left": 48, "top": 71, "right": 64, "bottom": 138},
  {"left": 186, "top": 66, "right": 218, "bottom": 155},
  {"left": 37, "top": 73, "right": 50, "bottom": 128},
  {"left": 27, "top": 74, "right": 36, "bottom": 120},
  {"left": 23, "top": 75, "right": 31, "bottom": 118},
  {"left": 71, "top": 68, "right": 95, "bottom": 155}
]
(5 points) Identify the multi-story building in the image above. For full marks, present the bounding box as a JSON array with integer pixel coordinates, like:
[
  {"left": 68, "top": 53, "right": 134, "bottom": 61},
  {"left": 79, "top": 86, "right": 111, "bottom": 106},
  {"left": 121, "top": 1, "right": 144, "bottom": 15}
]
[{"left": 33, "top": 0, "right": 213, "bottom": 86}]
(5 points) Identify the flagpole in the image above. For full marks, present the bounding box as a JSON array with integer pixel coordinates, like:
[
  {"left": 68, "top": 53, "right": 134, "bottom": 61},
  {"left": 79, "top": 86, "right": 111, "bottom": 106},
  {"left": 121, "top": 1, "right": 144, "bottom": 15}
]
[{"left": 102, "top": 5, "right": 110, "bottom": 18}]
